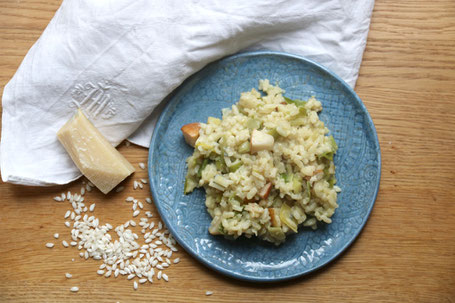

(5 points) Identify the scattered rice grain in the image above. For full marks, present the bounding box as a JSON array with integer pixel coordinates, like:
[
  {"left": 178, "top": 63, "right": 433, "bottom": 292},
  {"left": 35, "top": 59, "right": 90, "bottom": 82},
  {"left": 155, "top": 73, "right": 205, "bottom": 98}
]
[{"left": 70, "top": 286, "right": 79, "bottom": 292}]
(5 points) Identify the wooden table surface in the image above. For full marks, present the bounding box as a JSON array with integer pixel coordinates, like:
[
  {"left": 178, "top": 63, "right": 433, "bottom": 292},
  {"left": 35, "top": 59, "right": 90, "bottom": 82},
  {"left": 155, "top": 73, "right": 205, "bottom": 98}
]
[{"left": 1, "top": 1, "right": 454, "bottom": 302}]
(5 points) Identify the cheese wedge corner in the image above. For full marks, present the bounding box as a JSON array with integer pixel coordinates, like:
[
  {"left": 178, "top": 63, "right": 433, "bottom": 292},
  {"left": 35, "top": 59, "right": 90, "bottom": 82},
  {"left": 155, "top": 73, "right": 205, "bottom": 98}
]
[{"left": 57, "top": 109, "right": 135, "bottom": 194}]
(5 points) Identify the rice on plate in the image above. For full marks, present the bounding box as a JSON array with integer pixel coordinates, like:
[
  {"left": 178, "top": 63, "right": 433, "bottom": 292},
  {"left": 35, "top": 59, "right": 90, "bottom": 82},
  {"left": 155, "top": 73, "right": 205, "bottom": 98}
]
[{"left": 182, "top": 79, "right": 340, "bottom": 245}]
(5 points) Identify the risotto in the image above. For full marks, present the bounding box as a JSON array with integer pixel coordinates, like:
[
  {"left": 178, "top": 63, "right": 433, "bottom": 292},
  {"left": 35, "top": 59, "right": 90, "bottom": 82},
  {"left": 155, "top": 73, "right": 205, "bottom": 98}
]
[{"left": 182, "top": 80, "right": 340, "bottom": 245}]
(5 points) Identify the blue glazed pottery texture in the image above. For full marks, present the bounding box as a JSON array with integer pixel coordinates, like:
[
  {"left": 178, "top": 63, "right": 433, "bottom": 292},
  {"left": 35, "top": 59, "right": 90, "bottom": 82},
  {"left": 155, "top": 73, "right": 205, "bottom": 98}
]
[{"left": 148, "top": 51, "right": 381, "bottom": 282}]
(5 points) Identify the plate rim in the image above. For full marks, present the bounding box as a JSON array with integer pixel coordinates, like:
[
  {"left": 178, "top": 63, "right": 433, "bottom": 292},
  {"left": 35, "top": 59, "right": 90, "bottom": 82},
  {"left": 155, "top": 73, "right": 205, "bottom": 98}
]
[{"left": 148, "top": 50, "right": 381, "bottom": 282}]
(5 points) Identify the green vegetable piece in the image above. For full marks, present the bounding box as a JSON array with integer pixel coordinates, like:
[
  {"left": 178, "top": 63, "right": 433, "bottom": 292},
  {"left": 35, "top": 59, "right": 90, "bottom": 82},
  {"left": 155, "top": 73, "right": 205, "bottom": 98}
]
[
  {"left": 306, "top": 181, "right": 311, "bottom": 200},
  {"left": 238, "top": 141, "right": 250, "bottom": 153},
  {"left": 292, "top": 176, "right": 302, "bottom": 193},
  {"left": 290, "top": 117, "right": 307, "bottom": 126},
  {"left": 238, "top": 106, "right": 247, "bottom": 115},
  {"left": 283, "top": 96, "right": 307, "bottom": 107},
  {"left": 184, "top": 176, "right": 197, "bottom": 194},
  {"left": 215, "top": 158, "right": 225, "bottom": 171},
  {"left": 298, "top": 107, "right": 308, "bottom": 116},
  {"left": 279, "top": 203, "right": 298, "bottom": 233},
  {"left": 280, "top": 173, "right": 290, "bottom": 183},
  {"left": 329, "top": 135, "right": 338, "bottom": 152},
  {"left": 267, "top": 128, "right": 280, "bottom": 139},
  {"left": 218, "top": 223, "right": 225, "bottom": 235},
  {"left": 328, "top": 176, "right": 337, "bottom": 188},
  {"left": 228, "top": 160, "right": 243, "bottom": 172},
  {"left": 267, "top": 226, "right": 286, "bottom": 242},
  {"left": 184, "top": 178, "right": 190, "bottom": 194},
  {"left": 247, "top": 118, "right": 262, "bottom": 130},
  {"left": 323, "top": 166, "right": 330, "bottom": 177},
  {"left": 318, "top": 135, "right": 338, "bottom": 160},
  {"left": 219, "top": 135, "right": 228, "bottom": 148},
  {"left": 197, "top": 158, "right": 209, "bottom": 178},
  {"left": 319, "top": 151, "right": 334, "bottom": 161}
]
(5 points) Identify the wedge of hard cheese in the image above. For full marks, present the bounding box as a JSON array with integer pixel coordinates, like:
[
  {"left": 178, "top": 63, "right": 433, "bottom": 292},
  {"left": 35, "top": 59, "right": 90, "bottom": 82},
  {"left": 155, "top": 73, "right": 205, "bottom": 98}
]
[{"left": 57, "top": 109, "right": 135, "bottom": 194}]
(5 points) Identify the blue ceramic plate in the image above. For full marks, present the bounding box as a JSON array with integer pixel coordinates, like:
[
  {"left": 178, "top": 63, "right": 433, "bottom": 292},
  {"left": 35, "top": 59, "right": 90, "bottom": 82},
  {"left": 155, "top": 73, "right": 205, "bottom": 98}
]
[{"left": 148, "top": 51, "right": 381, "bottom": 282}]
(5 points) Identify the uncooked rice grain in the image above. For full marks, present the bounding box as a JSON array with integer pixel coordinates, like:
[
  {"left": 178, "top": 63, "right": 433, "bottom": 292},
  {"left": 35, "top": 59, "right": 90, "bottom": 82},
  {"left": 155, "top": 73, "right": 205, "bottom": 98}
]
[
  {"left": 70, "top": 286, "right": 79, "bottom": 292},
  {"left": 47, "top": 179, "right": 180, "bottom": 291},
  {"left": 162, "top": 273, "right": 168, "bottom": 282}
]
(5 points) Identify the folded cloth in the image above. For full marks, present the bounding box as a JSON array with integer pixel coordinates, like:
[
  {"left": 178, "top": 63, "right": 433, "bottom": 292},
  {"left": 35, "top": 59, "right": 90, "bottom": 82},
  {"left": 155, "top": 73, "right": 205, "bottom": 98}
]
[{"left": 0, "top": 0, "right": 374, "bottom": 186}]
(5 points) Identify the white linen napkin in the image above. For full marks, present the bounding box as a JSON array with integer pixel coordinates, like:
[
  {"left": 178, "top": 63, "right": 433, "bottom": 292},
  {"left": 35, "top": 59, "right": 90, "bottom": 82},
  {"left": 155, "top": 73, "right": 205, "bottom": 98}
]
[{"left": 0, "top": 0, "right": 374, "bottom": 186}]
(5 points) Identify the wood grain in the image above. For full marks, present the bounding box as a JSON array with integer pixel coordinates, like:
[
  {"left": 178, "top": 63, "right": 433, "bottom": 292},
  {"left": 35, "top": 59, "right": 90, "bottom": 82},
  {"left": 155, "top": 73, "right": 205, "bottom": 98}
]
[{"left": 0, "top": 0, "right": 454, "bottom": 302}]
